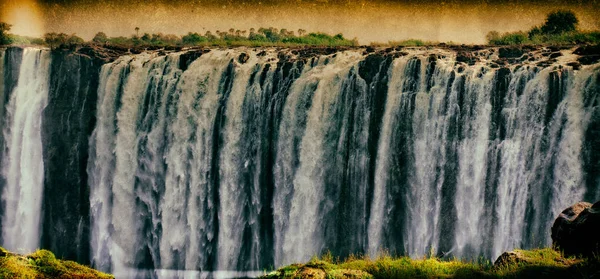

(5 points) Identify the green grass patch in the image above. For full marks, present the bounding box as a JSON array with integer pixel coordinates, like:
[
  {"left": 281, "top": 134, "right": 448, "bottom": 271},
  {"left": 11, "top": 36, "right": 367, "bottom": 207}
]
[
  {"left": 263, "top": 248, "right": 600, "bottom": 279},
  {"left": 0, "top": 246, "right": 113, "bottom": 279}
]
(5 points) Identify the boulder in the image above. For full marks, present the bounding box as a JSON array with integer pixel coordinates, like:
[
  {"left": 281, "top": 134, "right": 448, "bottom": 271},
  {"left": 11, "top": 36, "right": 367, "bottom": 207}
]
[
  {"left": 238, "top": 52, "right": 249, "bottom": 64},
  {"left": 498, "top": 47, "right": 524, "bottom": 59},
  {"left": 456, "top": 51, "right": 478, "bottom": 65},
  {"left": 494, "top": 250, "right": 528, "bottom": 266},
  {"left": 551, "top": 201, "right": 600, "bottom": 257}
]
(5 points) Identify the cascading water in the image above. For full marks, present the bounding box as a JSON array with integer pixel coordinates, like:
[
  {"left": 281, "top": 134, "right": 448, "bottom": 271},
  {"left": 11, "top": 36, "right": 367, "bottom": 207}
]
[
  {"left": 0, "top": 48, "right": 50, "bottom": 253},
  {"left": 0, "top": 45, "right": 599, "bottom": 278}
]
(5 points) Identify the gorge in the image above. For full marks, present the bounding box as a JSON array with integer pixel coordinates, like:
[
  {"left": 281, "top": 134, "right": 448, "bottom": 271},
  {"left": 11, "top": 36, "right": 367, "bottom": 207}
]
[{"left": 0, "top": 45, "right": 599, "bottom": 278}]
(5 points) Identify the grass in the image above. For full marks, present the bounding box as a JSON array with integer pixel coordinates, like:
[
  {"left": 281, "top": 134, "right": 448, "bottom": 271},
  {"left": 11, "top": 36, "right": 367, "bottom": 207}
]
[
  {"left": 262, "top": 248, "right": 600, "bottom": 279},
  {"left": 0, "top": 246, "right": 113, "bottom": 279}
]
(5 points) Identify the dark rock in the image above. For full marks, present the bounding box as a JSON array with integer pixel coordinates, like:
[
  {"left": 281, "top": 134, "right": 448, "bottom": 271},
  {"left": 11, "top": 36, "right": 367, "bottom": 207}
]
[
  {"left": 549, "top": 52, "right": 563, "bottom": 59},
  {"left": 579, "top": 55, "right": 600, "bottom": 65},
  {"left": 498, "top": 47, "right": 524, "bottom": 59},
  {"left": 551, "top": 201, "right": 600, "bottom": 257},
  {"left": 574, "top": 45, "right": 600, "bottom": 65},
  {"left": 238, "top": 52, "right": 249, "bottom": 64},
  {"left": 494, "top": 251, "right": 528, "bottom": 267},
  {"left": 574, "top": 45, "right": 600, "bottom": 56},
  {"left": 548, "top": 46, "right": 561, "bottom": 52},
  {"left": 456, "top": 51, "right": 478, "bottom": 65},
  {"left": 179, "top": 49, "right": 207, "bottom": 71},
  {"left": 537, "top": 61, "right": 553, "bottom": 68},
  {"left": 567, "top": 61, "right": 581, "bottom": 70},
  {"left": 41, "top": 49, "right": 107, "bottom": 264}
]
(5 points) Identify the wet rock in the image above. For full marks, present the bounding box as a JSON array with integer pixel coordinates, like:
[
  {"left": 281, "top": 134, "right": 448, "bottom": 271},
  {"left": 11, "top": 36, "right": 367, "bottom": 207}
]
[
  {"left": 537, "top": 60, "right": 554, "bottom": 68},
  {"left": 579, "top": 55, "right": 600, "bottom": 65},
  {"left": 574, "top": 45, "right": 600, "bottom": 56},
  {"left": 574, "top": 45, "right": 600, "bottom": 65},
  {"left": 551, "top": 201, "right": 600, "bottom": 257},
  {"left": 567, "top": 61, "right": 581, "bottom": 70},
  {"left": 549, "top": 52, "right": 563, "bottom": 59},
  {"left": 498, "top": 47, "right": 524, "bottom": 59},
  {"left": 456, "top": 51, "right": 478, "bottom": 65},
  {"left": 179, "top": 49, "right": 208, "bottom": 71},
  {"left": 238, "top": 52, "right": 249, "bottom": 64}
]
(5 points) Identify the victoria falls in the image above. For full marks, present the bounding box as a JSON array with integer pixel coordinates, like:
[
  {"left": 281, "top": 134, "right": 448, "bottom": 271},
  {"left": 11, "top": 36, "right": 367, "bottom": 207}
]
[{"left": 0, "top": 1, "right": 600, "bottom": 278}]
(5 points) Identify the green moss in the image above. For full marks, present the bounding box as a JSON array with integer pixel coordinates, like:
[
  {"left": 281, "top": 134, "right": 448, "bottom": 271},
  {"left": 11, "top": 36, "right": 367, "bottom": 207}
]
[
  {"left": 0, "top": 247, "right": 113, "bottom": 279},
  {"left": 262, "top": 248, "right": 600, "bottom": 279}
]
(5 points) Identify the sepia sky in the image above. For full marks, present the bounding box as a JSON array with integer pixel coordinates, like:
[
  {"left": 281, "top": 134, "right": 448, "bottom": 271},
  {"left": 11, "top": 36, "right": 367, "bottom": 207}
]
[{"left": 1, "top": 0, "right": 599, "bottom": 44}]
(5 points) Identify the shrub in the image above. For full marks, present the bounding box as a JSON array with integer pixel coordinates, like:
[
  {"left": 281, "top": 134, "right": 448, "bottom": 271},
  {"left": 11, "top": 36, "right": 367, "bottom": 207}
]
[
  {"left": 0, "top": 22, "right": 12, "bottom": 45},
  {"left": 92, "top": 32, "right": 108, "bottom": 44}
]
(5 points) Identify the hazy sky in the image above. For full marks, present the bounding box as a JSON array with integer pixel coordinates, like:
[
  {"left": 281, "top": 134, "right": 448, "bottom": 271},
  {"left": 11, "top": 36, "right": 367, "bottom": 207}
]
[{"left": 2, "top": 0, "right": 599, "bottom": 44}]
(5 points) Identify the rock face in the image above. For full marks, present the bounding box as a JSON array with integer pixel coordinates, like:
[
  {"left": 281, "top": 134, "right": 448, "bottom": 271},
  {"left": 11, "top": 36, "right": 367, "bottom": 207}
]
[
  {"left": 551, "top": 201, "right": 600, "bottom": 257},
  {"left": 41, "top": 49, "right": 104, "bottom": 265}
]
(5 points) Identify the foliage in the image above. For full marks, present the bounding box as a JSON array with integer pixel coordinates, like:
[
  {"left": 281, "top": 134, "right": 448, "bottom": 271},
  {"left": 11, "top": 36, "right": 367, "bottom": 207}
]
[
  {"left": 486, "top": 10, "right": 598, "bottom": 45},
  {"left": 44, "top": 33, "right": 84, "bottom": 49},
  {"left": 541, "top": 10, "right": 578, "bottom": 35},
  {"left": 0, "top": 247, "right": 113, "bottom": 279},
  {"left": 0, "top": 22, "right": 12, "bottom": 45},
  {"left": 92, "top": 32, "right": 108, "bottom": 44},
  {"left": 99, "top": 27, "right": 357, "bottom": 47},
  {"left": 262, "top": 248, "right": 600, "bottom": 279},
  {"left": 488, "top": 30, "right": 600, "bottom": 46},
  {"left": 487, "top": 31, "right": 528, "bottom": 45}
]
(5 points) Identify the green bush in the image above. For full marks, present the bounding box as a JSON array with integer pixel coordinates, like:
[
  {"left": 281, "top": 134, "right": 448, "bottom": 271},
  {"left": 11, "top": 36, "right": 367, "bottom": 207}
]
[{"left": 487, "top": 10, "right": 599, "bottom": 45}]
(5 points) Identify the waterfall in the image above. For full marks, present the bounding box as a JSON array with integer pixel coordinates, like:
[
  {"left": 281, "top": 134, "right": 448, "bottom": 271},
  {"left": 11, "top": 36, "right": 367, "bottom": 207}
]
[
  {"left": 0, "top": 48, "right": 51, "bottom": 253},
  {"left": 0, "top": 46, "right": 598, "bottom": 277}
]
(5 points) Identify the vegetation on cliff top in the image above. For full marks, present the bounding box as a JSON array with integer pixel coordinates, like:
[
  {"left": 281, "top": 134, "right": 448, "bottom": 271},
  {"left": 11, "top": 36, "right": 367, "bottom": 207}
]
[
  {"left": 0, "top": 24, "right": 358, "bottom": 49},
  {"left": 2, "top": 10, "right": 599, "bottom": 50},
  {"left": 0, "top": 247, "right": 113, "bottom": 279},
  {"left": 263, "top": 248, "right": 600, "bottom": 279},
  {"left": 486, "top": 10, "right": 600, "bottom": 46}
]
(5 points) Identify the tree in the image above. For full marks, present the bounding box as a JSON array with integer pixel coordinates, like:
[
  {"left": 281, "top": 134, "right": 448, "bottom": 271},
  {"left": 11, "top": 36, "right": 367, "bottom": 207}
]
[
  {"left": 141, "top": 33, "right": 151, "bottom": 42},
  {"left": 541, "top": 10, "right": 578, "bottom": 35},
  {"left": 205, "top": 31, "right": 216, "bottom": 40},
  {"left": 67, "top": 34, "right": 84, "bottom": 47},
  {"left": 135, "top": 27, "right": 140, "bottom": 37},
  {"left": 44, "top": 32, "right": 59, "bottom": 49},
  {"left": 0, "top": 22, "right": 12, "bottom": 45},
  {"left": 92, "top": 32, "right": 108, "bottom": 43},
  {"left": 44, "top": 32, "right": 71, "bottom": 49},
  {"left": 182, "top": 32, "right": 207, "bottom": 45}
]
